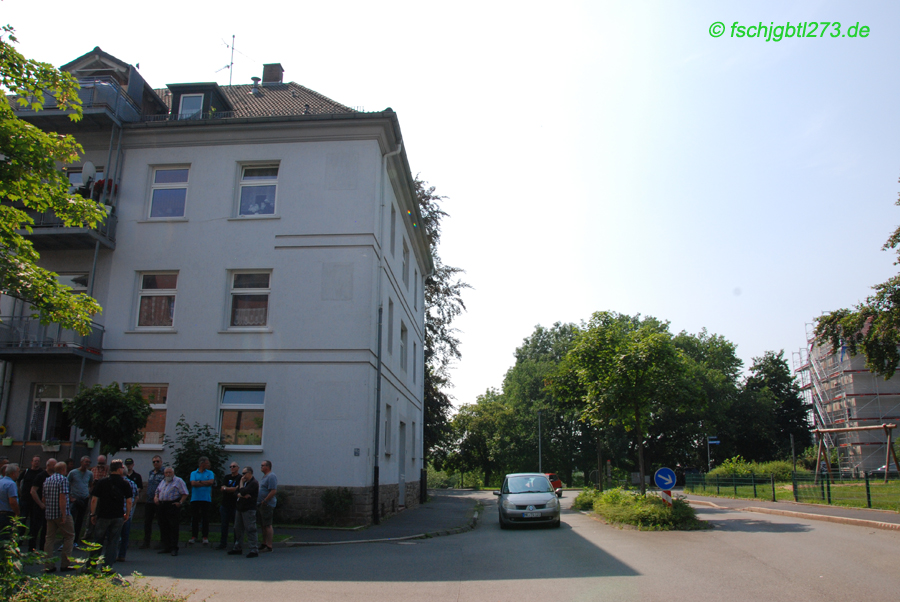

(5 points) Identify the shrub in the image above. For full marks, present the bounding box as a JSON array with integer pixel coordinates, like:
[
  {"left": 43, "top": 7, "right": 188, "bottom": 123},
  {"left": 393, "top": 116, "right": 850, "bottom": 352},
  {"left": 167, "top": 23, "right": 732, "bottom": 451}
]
[
  {"left": 707, "top": 456, "right": 809, "bottom": 481},
  {"left": 11, "top": 575, "right": 191, "bottom": 602},
  {"left": 592, "top": 487, "right": 707, "bottom": 530},
  {"left": 571, "top": 488, "right": 598, "bottom": 510}
]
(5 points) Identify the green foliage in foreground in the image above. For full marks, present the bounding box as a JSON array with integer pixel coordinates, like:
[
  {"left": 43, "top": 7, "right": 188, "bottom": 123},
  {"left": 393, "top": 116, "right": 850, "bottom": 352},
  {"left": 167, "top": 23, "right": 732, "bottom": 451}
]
[
  {"left": 11, "top": 575, "right": 191, "bottom": 602},
  {"left": 571, "top": 488, "right": 599, "bottom": 510},
  {"left": 707, "top": 456, "right": 808, "bottom": 481},
  {"left": 592, "top": 488, "right": 708, "bottom": 530}
]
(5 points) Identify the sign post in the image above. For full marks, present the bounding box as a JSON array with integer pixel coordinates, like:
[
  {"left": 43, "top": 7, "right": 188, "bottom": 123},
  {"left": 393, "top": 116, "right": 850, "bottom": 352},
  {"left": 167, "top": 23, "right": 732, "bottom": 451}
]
[
  {"left": 654, "top": 467, "right": 677, "bottom": 507},
  {"left": 707, "top": 436, "right": 720, "bottom": 472}
]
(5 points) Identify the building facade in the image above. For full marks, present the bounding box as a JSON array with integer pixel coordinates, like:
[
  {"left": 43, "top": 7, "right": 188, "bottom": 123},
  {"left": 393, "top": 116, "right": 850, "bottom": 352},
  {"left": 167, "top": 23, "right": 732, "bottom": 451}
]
[{"left": 0, "top": 48, "right": 431, "bottom": 522}]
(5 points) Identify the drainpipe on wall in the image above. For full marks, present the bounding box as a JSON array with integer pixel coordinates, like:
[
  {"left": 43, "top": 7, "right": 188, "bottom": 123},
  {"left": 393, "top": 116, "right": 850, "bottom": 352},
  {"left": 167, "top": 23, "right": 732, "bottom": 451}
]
[
  {"left": 373, "top": 139, "right": 403, "bottom": 525},
  {"left": 0, "top": 360, "right": 11, "bottom": 431}
]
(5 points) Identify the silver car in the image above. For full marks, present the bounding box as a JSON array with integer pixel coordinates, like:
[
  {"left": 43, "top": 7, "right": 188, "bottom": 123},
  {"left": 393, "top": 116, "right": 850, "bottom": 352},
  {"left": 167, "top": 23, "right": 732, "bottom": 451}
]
[{"left": 494, "top": 473, "right": 561, "bottom": 529}]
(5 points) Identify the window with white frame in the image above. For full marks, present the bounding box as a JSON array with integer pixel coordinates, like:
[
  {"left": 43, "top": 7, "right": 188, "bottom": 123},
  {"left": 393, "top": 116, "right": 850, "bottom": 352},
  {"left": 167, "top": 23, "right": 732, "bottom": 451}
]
[
  {"left": 29, "top": 384, "right": 76, "bottom": 442},
  {"left": 137, "top": 273, "right": 177, "bottom": 328},
  {"left": 387, "top": 299, "right": 394, "bottom": 354},
  {"left": 229, "top": 271, "right": 271, "bottom": 327},
  {"left": 413, "top": 341, "right": 417, "bottom": 384},
  {"left": 402, "top": 240, "right": 410, "bottom": 287},
  {"left": 178, "top": 94, "right": 203, "bottom": 119},
  {"left": 129, "top": 384, "right": 168, "bottom": 446},
  {"left": 400, "top": 322, "right": 408, "bottom": 372},
  {"left": 384, "top": 404, "right": 392, "bottom": 455},
  {"left": 220, "top": 386, "right": 265, "bottom": 447},
  {"left": 238, "top": 165, "right": 278, "bottom": 216},
  {"left": 412, "top": 421, "right": 417, "bottom": 461},
  {"left": 413, "top": 269, "right": 418, "bottom": 310},
  {"left": 149, "top": 167, "right": 189, "bottom": 218},
  {"left": 390, "top": 205, "right": 397, "bottom": 256}
]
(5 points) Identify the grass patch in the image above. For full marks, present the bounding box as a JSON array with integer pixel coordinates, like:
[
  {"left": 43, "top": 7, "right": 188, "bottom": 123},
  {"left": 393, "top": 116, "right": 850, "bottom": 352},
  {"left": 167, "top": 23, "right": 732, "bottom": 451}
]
[
  {"left": 11, "top": 575, "right": 191, "bottom": 602},
  {"left": 592, "top": 488, "right": 709, "bottom": 531}
]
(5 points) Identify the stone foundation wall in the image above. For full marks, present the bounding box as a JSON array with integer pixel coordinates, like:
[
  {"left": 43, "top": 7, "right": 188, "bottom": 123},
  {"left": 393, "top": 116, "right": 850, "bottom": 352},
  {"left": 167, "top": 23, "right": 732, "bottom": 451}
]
[{"left": 276, "top": 480, "right": 420, "bottom": 526}]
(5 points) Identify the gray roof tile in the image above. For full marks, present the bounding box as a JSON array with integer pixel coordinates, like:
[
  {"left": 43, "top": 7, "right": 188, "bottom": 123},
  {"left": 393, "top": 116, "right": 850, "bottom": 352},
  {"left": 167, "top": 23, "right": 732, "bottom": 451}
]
[{"left": 154, "top": 82, "right": 357, "bottom": 118}]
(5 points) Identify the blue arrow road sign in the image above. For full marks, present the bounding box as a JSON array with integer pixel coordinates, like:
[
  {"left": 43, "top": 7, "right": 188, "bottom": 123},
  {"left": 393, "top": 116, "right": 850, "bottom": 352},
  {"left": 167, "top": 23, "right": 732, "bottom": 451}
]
[
  {"left": 654, "top": 467, "right": 676, "bottom": 490},
  {"left": 708, "top": 441, "right": 721, "bottom": 445}
]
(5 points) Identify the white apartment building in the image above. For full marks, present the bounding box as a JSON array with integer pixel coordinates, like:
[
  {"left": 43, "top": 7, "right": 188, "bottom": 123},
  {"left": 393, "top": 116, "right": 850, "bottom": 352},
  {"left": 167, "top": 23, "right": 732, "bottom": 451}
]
[{"left": 0, "top": 48, "right": 431, "bottom": 522}]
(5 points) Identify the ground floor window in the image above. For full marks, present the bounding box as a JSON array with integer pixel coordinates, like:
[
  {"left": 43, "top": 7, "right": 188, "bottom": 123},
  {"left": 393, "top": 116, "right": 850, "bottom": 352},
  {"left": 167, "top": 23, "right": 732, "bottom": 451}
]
[
  {"left": 128, "top": 384, "right": 168, "bottom": 446},
  {"left": 220, "top": 386, "right": 265, "bottom": 447},
  {"left": 29, "top": 384, "right": 76, "bottom": 441}
]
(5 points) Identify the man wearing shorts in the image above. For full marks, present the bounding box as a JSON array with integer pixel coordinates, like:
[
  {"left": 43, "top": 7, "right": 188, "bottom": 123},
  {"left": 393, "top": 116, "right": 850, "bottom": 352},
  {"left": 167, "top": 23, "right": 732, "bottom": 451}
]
[{"left": 257, "top": 460, "right": 277, "bottom": 553}]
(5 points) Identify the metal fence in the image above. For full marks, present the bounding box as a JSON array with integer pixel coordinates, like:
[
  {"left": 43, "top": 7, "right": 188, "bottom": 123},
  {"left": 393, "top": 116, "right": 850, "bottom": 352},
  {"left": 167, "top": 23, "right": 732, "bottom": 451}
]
[{"left": 685, "top": 472, "right": 900, "bottom": 511}]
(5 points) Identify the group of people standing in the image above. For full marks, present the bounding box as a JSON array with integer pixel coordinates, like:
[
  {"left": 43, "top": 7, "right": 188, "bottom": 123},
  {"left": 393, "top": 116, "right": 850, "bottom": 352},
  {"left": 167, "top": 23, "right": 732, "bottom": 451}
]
[{"left": 0, "top": 453, "right": 278, "bottom": 568}]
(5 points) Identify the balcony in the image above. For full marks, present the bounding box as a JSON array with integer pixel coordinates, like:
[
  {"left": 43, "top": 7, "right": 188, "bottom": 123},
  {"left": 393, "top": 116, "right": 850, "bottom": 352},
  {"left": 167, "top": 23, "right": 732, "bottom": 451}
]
[
  {"left": 22, "top": 209, "right": 117, "bottom": 251},
  {"left": 0, "top": 316, "right": 104, "bottom": 361},
  {"left": 13, "top": 76, "right": 143, "bottom": 129}
]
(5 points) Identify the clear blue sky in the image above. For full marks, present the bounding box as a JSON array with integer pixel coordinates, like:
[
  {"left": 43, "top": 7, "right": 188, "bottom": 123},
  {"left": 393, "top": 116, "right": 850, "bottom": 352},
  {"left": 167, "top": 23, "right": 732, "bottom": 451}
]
[{"left": 5, "top": 0, "right": 900, "bottom": 408}]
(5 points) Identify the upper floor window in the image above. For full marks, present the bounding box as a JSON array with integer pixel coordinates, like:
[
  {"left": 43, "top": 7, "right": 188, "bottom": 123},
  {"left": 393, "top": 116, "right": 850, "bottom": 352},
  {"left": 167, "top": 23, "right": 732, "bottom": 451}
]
[
  {"left": 400, "top": 322, "right": 408, "bottom": 372},
  {"left": 402, "top": 241, "right": 410, "bottom": 288},
  {"left": 413, "top": 269, "right": 418, "bottom": 310},
  {"left": 137, "top": 273, "right": 177, "bottom": 328},
  {"left": 387, "top": 299, "right": 394, "bottom": 354},
  {"left": 229, "top": 271, "right": 271, "bottom": 327},
  {"left": 150, "top": 167, "right": 189, "bottom": 218},
  {"left": 57, "top": 273, "right": 88, "bottom": 292},
  {"left": 239, "top": 165, "right": 278, "bottom": 216},
  {"left": 178, "top": 94, "right": 203, "bottom": 119},
  {"left": 390, "top": 205, "right": 397, "bottom": 256}
]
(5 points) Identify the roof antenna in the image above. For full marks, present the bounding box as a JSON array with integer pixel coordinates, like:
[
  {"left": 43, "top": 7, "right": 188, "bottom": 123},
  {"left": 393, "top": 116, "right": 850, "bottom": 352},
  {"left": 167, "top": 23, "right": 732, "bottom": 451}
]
[{"left": 219, "top": 35, "right": 236, "bottom": 85}]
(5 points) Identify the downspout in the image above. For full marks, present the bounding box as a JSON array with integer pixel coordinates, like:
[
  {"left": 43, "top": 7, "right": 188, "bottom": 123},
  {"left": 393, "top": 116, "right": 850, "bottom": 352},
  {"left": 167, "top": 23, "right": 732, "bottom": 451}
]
[{"left": 373, "top": 139, "right": 402, "bottom": 525}]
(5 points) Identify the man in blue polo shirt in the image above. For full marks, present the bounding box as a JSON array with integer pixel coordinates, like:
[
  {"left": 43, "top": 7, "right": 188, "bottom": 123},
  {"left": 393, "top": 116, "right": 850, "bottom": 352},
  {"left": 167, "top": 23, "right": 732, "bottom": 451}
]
[
  {"left": 188, "top": 456, "right": 215, "bottom": 545},
  {"left": 0, "top": 463, "right": 20, "bottom": 541}
]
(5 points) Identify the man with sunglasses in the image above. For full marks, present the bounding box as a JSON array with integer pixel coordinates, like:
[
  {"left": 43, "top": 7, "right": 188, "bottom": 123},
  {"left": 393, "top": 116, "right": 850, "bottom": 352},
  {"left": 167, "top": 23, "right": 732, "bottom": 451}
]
[
  {"left": 140, "top": 456, "right": 165, "bottom": 549},
  {"left": 218, "top": 462, "right": 241, "bottom": 550},
  {"left": 228, "top": 466, "right": 259, "bottom": 558}
]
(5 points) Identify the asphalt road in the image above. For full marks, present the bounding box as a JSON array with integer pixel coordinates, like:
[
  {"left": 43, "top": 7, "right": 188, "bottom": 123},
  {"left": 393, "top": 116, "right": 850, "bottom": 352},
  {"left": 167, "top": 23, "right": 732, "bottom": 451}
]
[{"left": 136, "top": 491, "right": 900, "bottom": 602}]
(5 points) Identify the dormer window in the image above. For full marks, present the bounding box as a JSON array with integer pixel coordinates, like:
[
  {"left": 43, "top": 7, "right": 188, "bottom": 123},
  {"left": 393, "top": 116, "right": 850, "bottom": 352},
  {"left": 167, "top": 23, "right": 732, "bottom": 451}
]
[{"left": 178, "top": 94, "right": 203, "bottom": 119}]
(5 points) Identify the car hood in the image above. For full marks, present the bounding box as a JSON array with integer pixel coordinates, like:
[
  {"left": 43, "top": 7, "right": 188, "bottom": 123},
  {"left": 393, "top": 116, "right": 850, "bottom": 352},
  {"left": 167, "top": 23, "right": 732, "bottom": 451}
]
[{"left": 504, "top": 492, "right": 555, "bottom": 504}]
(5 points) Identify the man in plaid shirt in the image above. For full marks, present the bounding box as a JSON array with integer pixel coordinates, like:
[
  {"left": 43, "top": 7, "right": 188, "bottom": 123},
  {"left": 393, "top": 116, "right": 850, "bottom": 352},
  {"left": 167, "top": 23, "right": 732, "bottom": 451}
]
[{"left": 43, "top": 462, "right": 75, "bottom": 572}]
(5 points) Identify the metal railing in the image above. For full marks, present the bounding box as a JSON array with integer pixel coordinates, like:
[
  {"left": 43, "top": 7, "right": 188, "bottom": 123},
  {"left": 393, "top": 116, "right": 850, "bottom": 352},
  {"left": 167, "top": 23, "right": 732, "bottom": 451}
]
[
  {"left": 0, "top": 315, "right": 103, "bottom": 355},
  {"left": 25, "top": 208, "right": 117, "bottom": 243},
  {"left": 12, "top": 76, "right": 142, "bottom": 123},
  {"left": 141, "top": 110, "right": 237, "bottom": 122},
  {"left": 685, "top": 472, "right": 900, "bottom": 511}
]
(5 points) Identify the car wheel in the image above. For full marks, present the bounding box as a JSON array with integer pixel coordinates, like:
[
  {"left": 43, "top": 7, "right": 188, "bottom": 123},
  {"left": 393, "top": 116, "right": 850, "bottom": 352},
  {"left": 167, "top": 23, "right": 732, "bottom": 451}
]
[
  {"left": 557, "top": 490, "right": 563, "bottom": 498},
  {"left": 552, "top": 518, "right": 561, "bottom": 528},
  {"left": 499, "top": 513, "right": 509, "bottom": 530}
]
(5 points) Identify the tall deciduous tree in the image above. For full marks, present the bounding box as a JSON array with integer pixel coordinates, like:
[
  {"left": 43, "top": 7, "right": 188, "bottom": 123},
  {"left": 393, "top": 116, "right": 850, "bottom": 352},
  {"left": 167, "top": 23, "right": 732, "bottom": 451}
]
[
  {"left": 816, "top": 180, "right": 900, "bottom": 378},
  {"left": 743, "top": 350, "right": 810, "bottom": 457},
  {"left": 0, "top": 26, "right": 104, "bottom": 333},
  {"left": 64, "top": 383, "right": 152, "bottom": 456},
  {"left": 416, "top": 177, "right": 470, "bottom": 461},
  {"left": 562, "top": 312, "right": 699, "bottom": 493}
]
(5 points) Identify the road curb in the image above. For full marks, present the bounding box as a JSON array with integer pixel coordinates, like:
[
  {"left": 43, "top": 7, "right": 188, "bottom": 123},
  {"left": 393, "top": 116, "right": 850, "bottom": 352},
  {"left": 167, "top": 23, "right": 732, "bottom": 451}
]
[
  {"left": 741, "top": 507, "right": 900, "bottom": 532},
  {"left": 281, "top": 504, "right": 482, "bottom": 547}
]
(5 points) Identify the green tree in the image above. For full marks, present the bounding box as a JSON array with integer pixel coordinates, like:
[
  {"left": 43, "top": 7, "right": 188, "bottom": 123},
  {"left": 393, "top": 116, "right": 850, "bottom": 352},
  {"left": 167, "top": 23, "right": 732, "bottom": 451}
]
[
  {"left": 743, "top": 350, "right": 810, "bottom": 458},
  {"left": 561, "top": 312, "right": 699, "bottom": 493},
  {"left": 64, "top": 383, "right": 152, "bottom": 456},
  {"left": 448, "top": 389, "right": 513, "bottom": 486},
  {"left": 416, "top": 177, "right": 471, "bottom": 461},
  {"left": 0, "top": 26, "right": 104, "bottom": 333},
  {"left": 163, "top": 416, "right": 227, "bottom": 485}
]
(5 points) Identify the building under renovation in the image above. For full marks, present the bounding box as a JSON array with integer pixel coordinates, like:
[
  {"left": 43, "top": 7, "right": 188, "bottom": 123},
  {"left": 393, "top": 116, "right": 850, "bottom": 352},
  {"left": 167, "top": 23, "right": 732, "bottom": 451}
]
[{"left": 794, "top": 324, "right": 900, "bottom": 475}]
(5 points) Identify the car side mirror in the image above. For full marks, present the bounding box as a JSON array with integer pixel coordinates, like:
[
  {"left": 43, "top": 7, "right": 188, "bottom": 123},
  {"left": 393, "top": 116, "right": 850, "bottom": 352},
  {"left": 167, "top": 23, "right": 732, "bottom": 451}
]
[{"left": 493, "top": 491, "right": 501, "bottom": 496}]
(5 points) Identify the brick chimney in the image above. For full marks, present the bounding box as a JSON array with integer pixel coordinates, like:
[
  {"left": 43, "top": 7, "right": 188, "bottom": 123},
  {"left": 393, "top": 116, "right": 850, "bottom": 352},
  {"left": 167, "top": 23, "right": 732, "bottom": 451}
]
[{"left": 262, "top": 63, "right": 284, "bottom": 85}]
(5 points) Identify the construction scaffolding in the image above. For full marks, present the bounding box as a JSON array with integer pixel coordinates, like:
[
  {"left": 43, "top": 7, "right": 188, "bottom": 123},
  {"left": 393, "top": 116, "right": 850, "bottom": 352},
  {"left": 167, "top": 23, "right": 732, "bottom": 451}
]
[{"left": 793, "top": 323, "right": 900, "bottom": 475}]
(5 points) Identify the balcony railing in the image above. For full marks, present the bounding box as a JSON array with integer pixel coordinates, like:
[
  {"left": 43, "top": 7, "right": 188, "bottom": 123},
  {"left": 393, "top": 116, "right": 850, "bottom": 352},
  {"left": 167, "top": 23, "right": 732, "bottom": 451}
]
[
  {"left": 23, "top": 209, "right": 117, "bottom": 250},
  {"left": 0, "top": 316, "right": 103, "bottom": 360},
  {"left": 141, "top": 110, "right": 237, "bottom": 122},
  {"left": 12, "top": 76, "right": 143, "bottom": 123}
]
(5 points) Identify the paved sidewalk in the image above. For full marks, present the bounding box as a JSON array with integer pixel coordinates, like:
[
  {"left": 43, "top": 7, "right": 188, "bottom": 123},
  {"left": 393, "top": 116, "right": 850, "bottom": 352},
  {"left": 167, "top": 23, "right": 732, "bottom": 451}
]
[
  {"left": 277, "top": 489, "right": 483, "bottom": 545},
  {"left": 682, "top": 490, "right": 900, "bottom": 530}
]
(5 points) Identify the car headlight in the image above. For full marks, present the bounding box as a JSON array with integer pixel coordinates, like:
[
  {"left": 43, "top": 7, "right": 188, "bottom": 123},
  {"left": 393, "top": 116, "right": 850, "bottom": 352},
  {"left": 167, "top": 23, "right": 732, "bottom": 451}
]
[
  {"left": 501, "top": 498, "right": 517, "bottom": 510},
  {"left": 544, "top": 497, "right": 558, "bottom": 509}
]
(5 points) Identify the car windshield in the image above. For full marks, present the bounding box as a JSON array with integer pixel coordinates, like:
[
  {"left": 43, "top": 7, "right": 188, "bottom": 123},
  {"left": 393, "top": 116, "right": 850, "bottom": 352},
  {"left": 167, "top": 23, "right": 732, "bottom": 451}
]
[{"left": 506, "top": 476, "right": 552, "bottom": 494}]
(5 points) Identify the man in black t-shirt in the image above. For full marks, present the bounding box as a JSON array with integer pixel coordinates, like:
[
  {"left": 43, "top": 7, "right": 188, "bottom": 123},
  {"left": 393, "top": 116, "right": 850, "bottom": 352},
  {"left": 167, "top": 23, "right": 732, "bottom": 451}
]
[
  {"left": 89, "top": 459, "right": 133, "bottom": 566},
  {"left": 218, "top": 462, "right": 241, "bottom": 549},
  {"left": 17, "top": 456, "right": 41, "bottom": 547}
]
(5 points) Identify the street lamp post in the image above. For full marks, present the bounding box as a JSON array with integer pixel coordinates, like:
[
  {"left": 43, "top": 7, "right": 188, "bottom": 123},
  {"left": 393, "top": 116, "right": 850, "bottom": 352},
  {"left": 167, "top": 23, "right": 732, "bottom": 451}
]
[{"left": 538, "top": 409, "right": 542, "bottom": 473}]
